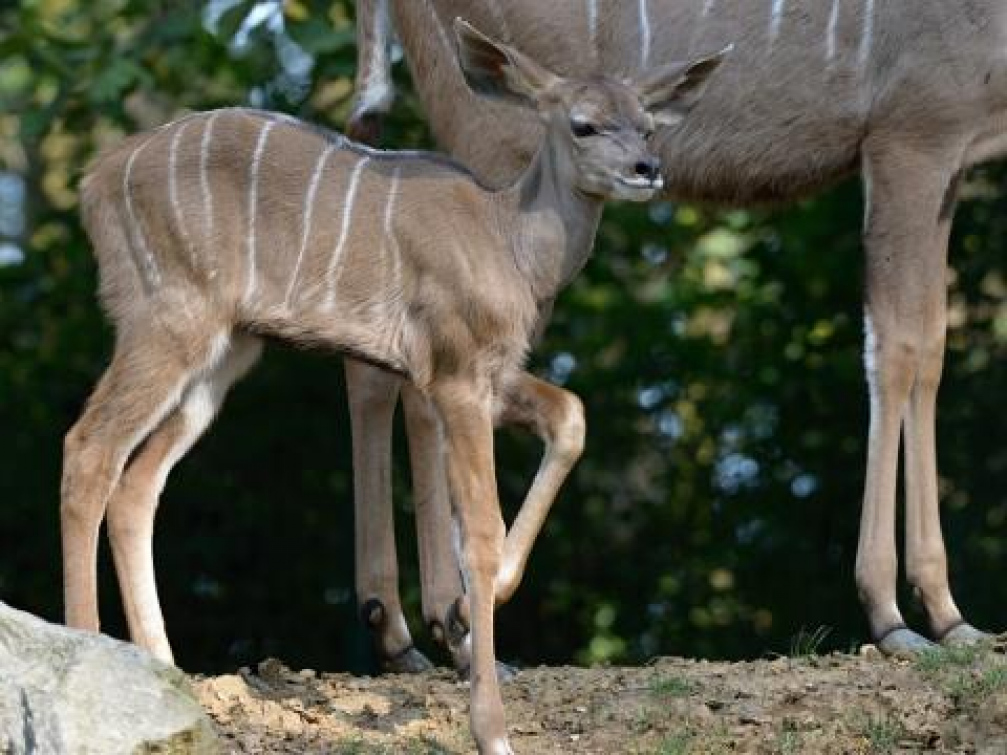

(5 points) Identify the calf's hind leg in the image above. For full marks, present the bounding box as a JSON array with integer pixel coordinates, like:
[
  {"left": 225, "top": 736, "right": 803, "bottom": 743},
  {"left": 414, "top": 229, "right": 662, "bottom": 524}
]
[
  {"left": 106, "top": 335, "right": 262, "bottom": 663},
  {"left": 61, "top": 324, "right": 229, "bottom": 636}
]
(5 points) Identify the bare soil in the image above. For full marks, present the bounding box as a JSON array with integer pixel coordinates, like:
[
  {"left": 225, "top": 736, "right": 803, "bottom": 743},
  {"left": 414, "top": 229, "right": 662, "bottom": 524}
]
[{"left": 193, "top": 640, "right": 1007, "bottom": 754}]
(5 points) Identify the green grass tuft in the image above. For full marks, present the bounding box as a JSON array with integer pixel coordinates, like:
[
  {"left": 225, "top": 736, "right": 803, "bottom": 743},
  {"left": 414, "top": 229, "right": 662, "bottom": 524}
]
[
  {"left": 789, "top": 625, "right": 832, "bottom": 658},
  {"left": 649, "top": 675, "right": 697, "bottom": 699},
  {"left": 857, "top": 714, "right": 905, "bottom": 754}
]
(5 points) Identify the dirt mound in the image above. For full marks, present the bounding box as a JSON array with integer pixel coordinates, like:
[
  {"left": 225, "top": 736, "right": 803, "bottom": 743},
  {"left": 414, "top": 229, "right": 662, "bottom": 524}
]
[{"left": 193, "top": 641, "right": 1007, "bottom": 753}]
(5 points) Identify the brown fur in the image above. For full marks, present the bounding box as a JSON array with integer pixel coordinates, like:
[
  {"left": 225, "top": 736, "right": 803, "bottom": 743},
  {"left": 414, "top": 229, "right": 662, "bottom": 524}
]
[{"left": 349, "top": 0, "right": 1007, "bottom": 659}]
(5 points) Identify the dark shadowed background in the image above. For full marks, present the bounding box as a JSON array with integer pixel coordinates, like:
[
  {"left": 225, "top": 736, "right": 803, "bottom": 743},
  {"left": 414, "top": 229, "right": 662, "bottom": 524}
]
[{"left": 1, "top": 0, "right": 1005, "bottom": 675}]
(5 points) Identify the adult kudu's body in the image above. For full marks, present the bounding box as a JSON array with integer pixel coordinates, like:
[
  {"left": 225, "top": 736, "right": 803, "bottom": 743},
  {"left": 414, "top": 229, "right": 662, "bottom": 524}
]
[
  {"left": 348, "top": 0, "right": 1007, "bottom": 658},
  {"left": 63, "top": 17, "right": 722, "bottom": 752}
]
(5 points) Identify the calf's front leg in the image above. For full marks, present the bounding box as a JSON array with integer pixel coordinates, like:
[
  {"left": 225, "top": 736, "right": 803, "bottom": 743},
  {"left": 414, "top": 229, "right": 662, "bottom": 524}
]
[{"left": 431, "top": 377, "right": 511, "bottom": 755}]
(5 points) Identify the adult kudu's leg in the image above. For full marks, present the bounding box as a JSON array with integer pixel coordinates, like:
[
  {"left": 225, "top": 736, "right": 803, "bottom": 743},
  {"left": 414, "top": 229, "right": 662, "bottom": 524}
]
[
  {"left": 106, "top": 335, "right": 262, "bottom": 662},
  {"left": 857, "top": 140, "right": 987, "bottom": 656},
  {"left": 61, "top": 319, "right": 229, "bottom": 638},
  {"left": 344, "top": 358, "right": 435, "bottom": 672}
]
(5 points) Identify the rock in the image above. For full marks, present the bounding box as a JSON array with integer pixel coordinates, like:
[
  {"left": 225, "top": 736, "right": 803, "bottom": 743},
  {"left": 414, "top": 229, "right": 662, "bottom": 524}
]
[{"left": 0, "top": 601, "right": 218, "bottom": 754}]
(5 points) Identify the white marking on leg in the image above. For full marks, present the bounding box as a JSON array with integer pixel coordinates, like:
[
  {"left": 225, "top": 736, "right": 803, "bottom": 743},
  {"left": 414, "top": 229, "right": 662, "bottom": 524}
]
[
  {"left": 283, "top": 143, "right": 337, "bottom": 309},
  {"left": 485, "top": 0, "right": 512, "bottom": 43},
  {"left": 769, "top": 0, "right": 786, "bottom": 49},
  {"left": 585, "top": 0, "right": 598, "bottom": 63},
  {"left": 859, "top": 0, "right": 875, "bottom": 70},
  {"left": 168, "top": 120, "right": 197, "bottom": 269},
  {"left": 637, "top": 0, "right": 651, "bottom": 69},
  {"left": 352, "top": 0, "right": 394, "bottom": 118},
  {"left": 826, "top": 0, "right": 840, "bottom": 63},
  {"left": 244, "top": 120, "right": 275, "bottom": 304},
  {"left": 199, "top": 112, "right": 219, "bottom": 274},
  {"left": 123, "top": 139, "right": 162, "bottom": 289},
  {"left": 322, "top": 156, "right": 370, "bottom": 310},
  {"left": 863, "top": 311, "right": 878, "bottom": 395}
]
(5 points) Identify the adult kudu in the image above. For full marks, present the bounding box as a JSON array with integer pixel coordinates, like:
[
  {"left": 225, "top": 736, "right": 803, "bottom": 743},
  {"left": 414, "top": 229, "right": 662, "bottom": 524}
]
[
  {"left": 62, "top": 17, "right": 723, "bottom": 753},
  {"left": 347, "top": 0, "right": 1007, "bottom": 660}
]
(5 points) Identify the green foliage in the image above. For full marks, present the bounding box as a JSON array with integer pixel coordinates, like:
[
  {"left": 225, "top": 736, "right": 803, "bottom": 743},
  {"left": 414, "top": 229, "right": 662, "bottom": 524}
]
[
  {"left": 788, "top": 625, "right": 831, "bottom": 658},
  {"left": 2, "top": 0, "right": 1006, "bottom": 678},
  {"left": 652, "top": 730, "right": 693, "bottom": 755},
  {"left": 649, "top": 676, "right": 696, "bottom": 700},
  {"left": 774, "top": 720, "right": 802, "bottom": 755},
  {"left": 333, "top": 738, "right": 453, "bottom": 755},
  {"left": 854, "top": 714, "right": 906, "bottom": 754},
  {"left": 915, "top": 641, "right": 1007, "bottom": 712}
]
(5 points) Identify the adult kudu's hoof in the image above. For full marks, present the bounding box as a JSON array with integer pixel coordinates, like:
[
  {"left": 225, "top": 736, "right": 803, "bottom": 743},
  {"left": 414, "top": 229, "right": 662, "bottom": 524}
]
[
  {"left": 939, "top": 622, "right": 992, "bottom": 648},
  {"left": 380, "top": 644, "right": 435, "bottom": 675},
  {"left": 361, "top": 599, "right": 434, "bottom": 675},
  {"left": 876, "top": 626, "right": 937, "bottom": 658}
]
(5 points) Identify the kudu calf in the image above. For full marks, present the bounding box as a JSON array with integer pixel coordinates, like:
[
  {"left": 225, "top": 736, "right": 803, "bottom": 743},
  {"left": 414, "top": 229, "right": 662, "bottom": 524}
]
[
  {"left": 350, "top": 0, "right": 1007, "bottom": 659},
  {"left": 64, "top": 18, "right": 724, "bottom": 753}
]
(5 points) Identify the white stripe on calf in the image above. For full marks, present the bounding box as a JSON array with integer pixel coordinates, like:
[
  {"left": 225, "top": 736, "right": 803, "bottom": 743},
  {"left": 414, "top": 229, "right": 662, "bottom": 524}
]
[
  {"left": 382, "top": 166, "right": 402, "bottom": 295},
  {"left": 375, "top": 167, "right": 403, "bottom": 352},
  {"left": 243, "top": 120, "right": 275, "bottom": 304},
  {"left": 637, "top": 0, "right": 652, "bottom": 69},
  {"left": 199, "top": 113, "right": 219, "bottom": 262},
  {"left": 123, "top": 139, "right": 162, "bottom": 289},
  {"left": 284, "top": 143, "right": 337, "bottom": 309},
  {"left": 169, "top": 120, "right": 197, "bottom": 269},
  {"left": 322, "top": 156, "right": 370, "bottom": 311}
]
